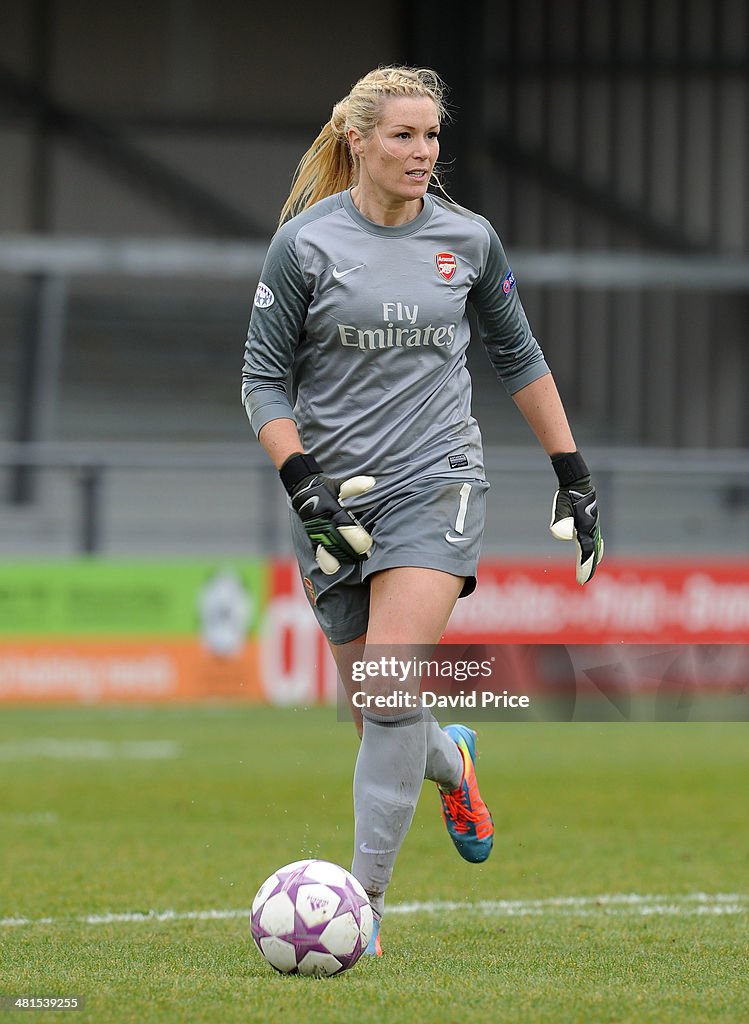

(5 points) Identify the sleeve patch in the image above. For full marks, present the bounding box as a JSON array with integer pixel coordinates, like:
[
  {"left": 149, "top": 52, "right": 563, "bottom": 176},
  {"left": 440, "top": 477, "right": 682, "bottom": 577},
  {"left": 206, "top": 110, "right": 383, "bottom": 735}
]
[
  {"left": 253, "top": 282, "right": 275, "bottom": 309},
  {"left": 501, "top": 269, "right": 516, "bottom": 296}
]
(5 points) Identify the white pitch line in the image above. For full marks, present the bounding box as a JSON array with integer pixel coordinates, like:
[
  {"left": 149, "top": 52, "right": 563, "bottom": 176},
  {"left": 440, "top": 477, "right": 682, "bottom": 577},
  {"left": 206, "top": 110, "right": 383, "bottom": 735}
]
[
  {"left": 0, "top": 811, "right": 59, "bottom": 825},
  {"left": 0, "top": 739, "right": 180, "bottom": 761},
  {"left": 388, "top": 893, "right": 749, "bottom": 917},
  {"left": 1, "top": 893, "right": 747, "bottom": 929}
]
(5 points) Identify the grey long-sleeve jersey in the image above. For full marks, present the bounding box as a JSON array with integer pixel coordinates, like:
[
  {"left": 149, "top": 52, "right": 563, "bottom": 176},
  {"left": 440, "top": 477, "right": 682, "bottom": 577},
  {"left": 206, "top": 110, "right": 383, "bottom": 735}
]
[{"left": 242, "top": 189, "right": 549, "bottom": 507}]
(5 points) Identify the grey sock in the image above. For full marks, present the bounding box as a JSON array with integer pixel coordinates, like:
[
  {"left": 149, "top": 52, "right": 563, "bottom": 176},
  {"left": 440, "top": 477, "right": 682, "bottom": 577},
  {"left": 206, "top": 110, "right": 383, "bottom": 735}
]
[
  {"left": 423, "top": 711, "right": 463, "bottom": 790},
  {"left": 351, "top": 710, "right": 426, "bottom": 919}
]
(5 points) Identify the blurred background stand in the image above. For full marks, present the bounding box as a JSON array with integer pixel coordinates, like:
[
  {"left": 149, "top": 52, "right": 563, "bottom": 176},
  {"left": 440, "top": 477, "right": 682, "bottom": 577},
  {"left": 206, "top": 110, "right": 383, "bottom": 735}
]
[{"left": 1, "top": 0, "right": 748, "bottom": 559}]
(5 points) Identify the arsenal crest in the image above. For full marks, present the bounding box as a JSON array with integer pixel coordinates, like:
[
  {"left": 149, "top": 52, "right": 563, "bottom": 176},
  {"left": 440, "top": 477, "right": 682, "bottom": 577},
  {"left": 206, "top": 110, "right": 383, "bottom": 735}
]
[{"left": 435, "top": 252, "right": 457, "bottom": 281}]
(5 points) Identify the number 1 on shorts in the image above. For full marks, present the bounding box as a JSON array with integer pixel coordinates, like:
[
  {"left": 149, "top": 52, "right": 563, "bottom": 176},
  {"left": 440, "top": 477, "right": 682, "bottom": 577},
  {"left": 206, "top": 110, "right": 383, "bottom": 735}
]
[{"left": 454, "top": 483, "right": 472, "bottom": 535}]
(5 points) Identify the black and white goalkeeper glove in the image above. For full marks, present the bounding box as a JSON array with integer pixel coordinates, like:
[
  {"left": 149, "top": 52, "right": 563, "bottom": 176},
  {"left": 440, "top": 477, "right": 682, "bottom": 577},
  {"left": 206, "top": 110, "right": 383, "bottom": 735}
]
[
  {"left": 280, "top": 453, "right": 375, "bottom": 576},
  {"left": 549, "top": 451, "right": 604, "bottom": 585}
]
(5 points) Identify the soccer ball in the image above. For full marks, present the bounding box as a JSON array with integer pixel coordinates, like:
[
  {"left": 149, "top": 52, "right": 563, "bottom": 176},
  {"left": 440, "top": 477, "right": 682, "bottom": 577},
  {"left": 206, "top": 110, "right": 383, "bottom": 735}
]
[{"left": 250, "top": 859, "right": 373, "bottom": 976}]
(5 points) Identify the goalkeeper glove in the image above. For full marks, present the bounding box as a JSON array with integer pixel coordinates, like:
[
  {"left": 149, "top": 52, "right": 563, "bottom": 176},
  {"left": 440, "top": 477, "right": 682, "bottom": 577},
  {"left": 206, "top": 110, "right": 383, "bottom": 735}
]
[
  {"left": 280, "top": 453, "right": 375, "bottom": 576},
  {"left": 549, "top": 451, "right": 604, "bottom": 585}
]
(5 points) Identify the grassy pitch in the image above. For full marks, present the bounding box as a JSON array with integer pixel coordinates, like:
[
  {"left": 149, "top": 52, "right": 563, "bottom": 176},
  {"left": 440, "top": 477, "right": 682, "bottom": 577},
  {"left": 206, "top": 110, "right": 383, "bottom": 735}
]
[{"left": 1, "top": 705, "right": 748, "bottom": 1024}]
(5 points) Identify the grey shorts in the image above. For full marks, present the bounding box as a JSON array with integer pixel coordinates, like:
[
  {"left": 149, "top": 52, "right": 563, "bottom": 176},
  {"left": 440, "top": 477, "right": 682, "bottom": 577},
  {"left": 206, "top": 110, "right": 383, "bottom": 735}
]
[{"left": 289, "top": 476, "right": 489, "bottom": 644}]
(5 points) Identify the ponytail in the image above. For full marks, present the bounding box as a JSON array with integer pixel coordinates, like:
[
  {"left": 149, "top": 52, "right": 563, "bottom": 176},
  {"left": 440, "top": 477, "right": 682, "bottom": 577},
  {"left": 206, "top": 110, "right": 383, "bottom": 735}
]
[{"left": 278, "top": 110, "right": 353, "bottom": 225}]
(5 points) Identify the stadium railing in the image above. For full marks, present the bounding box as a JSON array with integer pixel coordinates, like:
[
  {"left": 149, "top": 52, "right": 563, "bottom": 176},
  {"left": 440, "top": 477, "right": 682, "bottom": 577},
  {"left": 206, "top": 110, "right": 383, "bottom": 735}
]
[
  {"left": 4, "top": 235, "right": 749, "bottom": 286},
  {"left": 0, "top": 441, "right": 746, "bottom": 557},
  {"left": 1, "top": 236, "right": 748, "bottom": 557}
]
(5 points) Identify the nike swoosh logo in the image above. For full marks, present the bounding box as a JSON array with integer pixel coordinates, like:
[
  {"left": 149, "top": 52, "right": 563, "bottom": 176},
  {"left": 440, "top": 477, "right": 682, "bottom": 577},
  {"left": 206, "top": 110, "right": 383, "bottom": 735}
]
[
  {"left": 332, "top": 263, "right": 365, "bottom": 280},
  {"left": 359, "top": 842, "right": 397, "bottom": 855},
  {"left": 445, "top": 531, "right": 472, "bottom": 544},
  {"left": 299, "top": 496, "right": 319, "bottom": 514}
]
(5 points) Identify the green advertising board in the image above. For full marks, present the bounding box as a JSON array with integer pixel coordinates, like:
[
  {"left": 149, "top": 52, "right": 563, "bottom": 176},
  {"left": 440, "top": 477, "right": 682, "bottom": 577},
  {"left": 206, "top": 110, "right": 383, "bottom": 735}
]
[{"left": 0, "top": 561, "right": 268, "bottom": 638}]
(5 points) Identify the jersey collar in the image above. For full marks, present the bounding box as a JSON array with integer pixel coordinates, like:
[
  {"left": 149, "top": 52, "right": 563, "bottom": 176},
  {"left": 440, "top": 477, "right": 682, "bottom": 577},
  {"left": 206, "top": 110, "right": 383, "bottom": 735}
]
[{"left": 341, "top": 189, "right": 434, "bottom": 237}]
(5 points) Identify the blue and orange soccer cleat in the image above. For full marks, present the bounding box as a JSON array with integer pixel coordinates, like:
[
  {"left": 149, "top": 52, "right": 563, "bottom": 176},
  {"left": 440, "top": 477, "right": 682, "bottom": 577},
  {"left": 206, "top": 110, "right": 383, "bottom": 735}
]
[
  {"left": 439, "top": 724, "right": 494, "bottom": 863},
  {"left": 362, "top": 915, "right": 382, "bottom": 957}
]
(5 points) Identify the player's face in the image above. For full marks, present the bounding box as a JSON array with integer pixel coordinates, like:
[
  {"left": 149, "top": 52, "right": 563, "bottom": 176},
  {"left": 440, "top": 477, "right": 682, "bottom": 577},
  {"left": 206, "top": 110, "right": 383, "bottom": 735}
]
[{"left": 353, "top": 97, "right": 440, "bottom": 212}]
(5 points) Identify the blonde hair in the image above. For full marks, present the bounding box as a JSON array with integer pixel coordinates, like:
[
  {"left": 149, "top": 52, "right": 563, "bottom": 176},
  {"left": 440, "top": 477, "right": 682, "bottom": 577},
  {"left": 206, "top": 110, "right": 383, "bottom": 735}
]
[{"left": 278, "top": 66, "right": 449, "bottom": 225}]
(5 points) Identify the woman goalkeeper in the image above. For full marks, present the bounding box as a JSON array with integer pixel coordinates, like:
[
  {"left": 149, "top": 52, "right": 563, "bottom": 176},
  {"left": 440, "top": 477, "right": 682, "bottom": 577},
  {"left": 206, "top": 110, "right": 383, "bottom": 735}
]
[{"left": 242, "top": 65, "right": 603, "bottom": 956}]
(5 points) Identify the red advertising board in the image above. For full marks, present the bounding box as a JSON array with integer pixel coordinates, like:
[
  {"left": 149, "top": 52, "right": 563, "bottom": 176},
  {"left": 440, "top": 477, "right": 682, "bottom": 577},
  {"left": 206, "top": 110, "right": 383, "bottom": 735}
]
[
  {"left": 258, "top": 559, "right": 749, "bottom": 709},
  {"left": 446, "top": 560, "right": 749, "bottom": 644}
]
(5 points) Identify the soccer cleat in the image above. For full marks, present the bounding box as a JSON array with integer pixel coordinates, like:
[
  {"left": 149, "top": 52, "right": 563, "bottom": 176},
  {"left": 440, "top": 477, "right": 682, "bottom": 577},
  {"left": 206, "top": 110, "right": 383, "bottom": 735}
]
[
  {"left": 362, "top": 915, "right": 382, "bottom": 957},
  {"left": 439, "top": 724, "right": 494, "bottom": 863}
]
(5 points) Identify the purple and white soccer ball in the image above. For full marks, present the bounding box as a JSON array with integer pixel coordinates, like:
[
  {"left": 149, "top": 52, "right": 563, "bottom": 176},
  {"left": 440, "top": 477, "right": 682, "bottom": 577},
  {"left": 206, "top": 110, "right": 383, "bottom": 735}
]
[{"left": 250, "top": 859, "right": 374, "bottom": 976}]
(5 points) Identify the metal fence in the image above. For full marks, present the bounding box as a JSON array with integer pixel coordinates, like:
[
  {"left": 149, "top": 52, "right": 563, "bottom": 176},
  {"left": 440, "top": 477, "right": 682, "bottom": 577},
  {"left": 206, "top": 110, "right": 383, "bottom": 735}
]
[
  {"left": 1, "top": 442, "right": 747, "bottom": 558},
  {"left": 1, "top": 238, "right": 748, "bottom": 561},
  {"left": 2, "top": 237, "right": 749, "bottom": 466}
]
